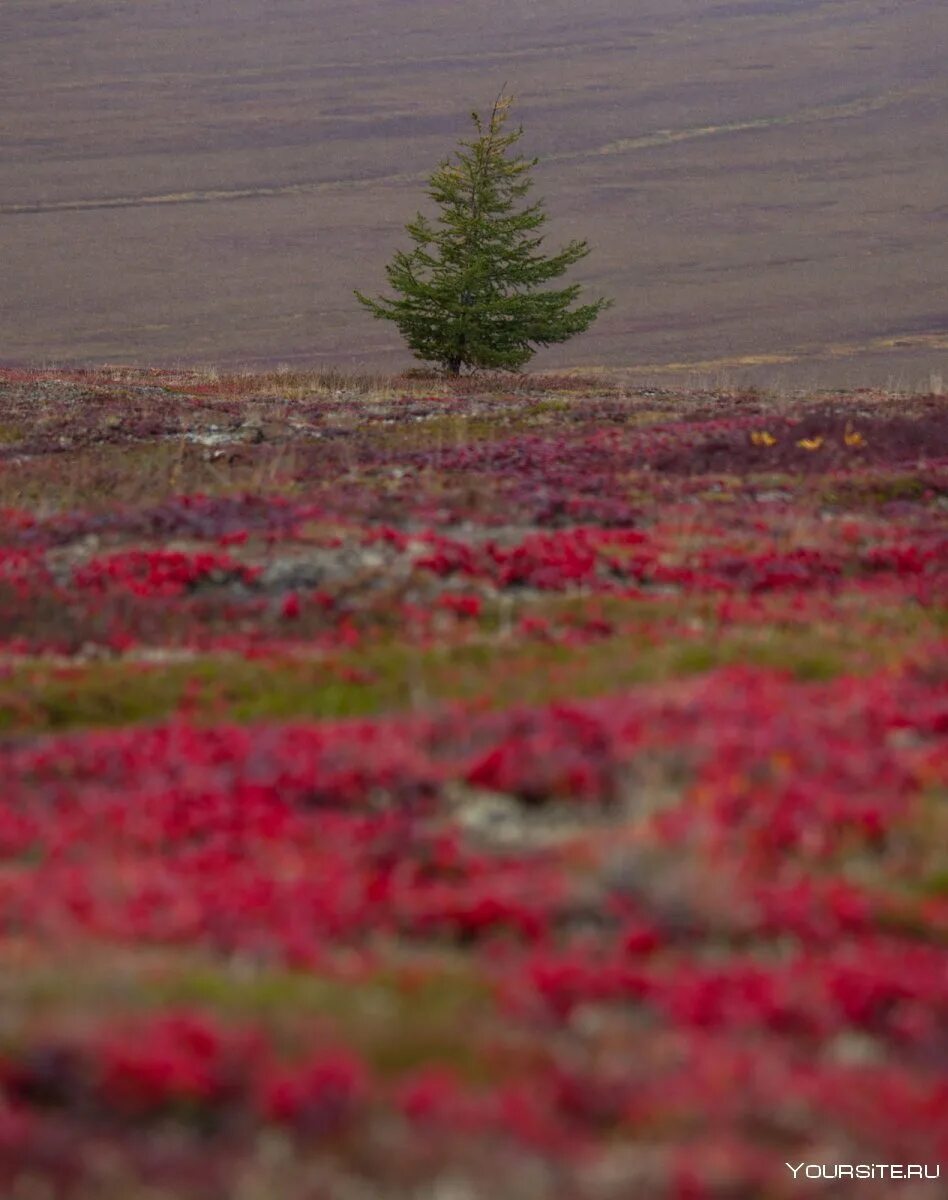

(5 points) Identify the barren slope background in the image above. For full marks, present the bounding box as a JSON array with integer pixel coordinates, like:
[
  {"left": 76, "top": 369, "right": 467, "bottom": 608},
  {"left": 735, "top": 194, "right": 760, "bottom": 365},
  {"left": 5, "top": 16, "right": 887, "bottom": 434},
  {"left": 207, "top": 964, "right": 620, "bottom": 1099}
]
[{"left": 1, "top": 0, "right": 947, "bottom": 387}]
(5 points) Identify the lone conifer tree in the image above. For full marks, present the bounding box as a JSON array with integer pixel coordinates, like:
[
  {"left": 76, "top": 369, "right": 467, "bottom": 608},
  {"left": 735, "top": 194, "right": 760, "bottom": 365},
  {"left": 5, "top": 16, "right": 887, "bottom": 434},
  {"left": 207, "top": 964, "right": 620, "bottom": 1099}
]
[{"left": 355, "top": 92, "right": 611, "bottom": 375}]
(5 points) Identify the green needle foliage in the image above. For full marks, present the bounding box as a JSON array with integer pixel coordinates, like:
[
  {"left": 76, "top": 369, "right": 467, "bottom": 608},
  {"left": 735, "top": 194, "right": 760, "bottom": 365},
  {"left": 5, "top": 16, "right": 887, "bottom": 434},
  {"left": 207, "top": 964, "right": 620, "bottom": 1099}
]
[{"left": 355, "top": 92, "right": 612, "bottom": 375}]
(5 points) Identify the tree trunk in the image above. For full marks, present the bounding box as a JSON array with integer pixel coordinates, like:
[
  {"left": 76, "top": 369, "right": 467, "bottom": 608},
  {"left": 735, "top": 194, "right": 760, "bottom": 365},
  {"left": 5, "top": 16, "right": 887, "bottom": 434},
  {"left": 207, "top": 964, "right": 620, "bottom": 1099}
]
[{"left": 446, "top": 357, "right": 462, "bottom": 376}]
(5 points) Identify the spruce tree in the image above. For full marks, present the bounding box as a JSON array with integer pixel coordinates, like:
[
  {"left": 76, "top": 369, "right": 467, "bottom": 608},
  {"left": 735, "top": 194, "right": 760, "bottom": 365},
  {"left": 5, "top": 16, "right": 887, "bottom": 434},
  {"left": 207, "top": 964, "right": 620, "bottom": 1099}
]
[{"left": 355, "top": 92, "right": 611, "bottom": 375}]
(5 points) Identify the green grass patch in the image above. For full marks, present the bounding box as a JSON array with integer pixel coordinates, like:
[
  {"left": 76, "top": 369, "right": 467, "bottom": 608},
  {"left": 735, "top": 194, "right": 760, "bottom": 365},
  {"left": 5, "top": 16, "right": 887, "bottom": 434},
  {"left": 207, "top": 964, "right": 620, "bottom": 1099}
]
[
  {"left": 0, "top": 948, "right": 498, "bottom": 1082},
  {"left": 0, "top": 595, "right": 937, "bottom": 736},
  {"left": 820, "top": 473, "right": 938, "bottom": 508}
]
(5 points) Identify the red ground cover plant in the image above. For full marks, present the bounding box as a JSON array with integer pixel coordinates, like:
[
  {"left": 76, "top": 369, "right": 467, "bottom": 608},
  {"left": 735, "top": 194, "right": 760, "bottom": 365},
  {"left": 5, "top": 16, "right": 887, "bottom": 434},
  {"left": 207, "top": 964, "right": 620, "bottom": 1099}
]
[{"left": 0, "top": 368, "right": 945, "bottom": 1197}]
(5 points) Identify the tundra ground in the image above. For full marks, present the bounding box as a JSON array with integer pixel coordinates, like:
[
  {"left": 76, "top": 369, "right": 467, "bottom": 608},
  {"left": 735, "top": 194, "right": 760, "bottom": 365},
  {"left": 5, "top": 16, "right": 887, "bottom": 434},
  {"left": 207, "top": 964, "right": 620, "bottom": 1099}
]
[{"left": 0, "top": 366, "right": 945, "bottom": 1198}]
